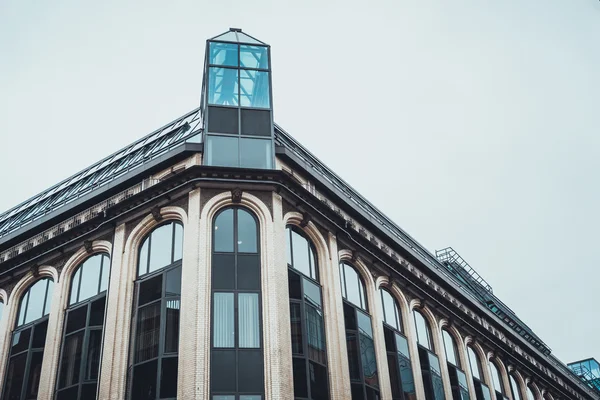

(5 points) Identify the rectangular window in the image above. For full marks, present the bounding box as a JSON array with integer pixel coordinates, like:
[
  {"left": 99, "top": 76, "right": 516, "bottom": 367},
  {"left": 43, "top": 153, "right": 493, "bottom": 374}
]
[
  {"left": 238, "top": 293, "right": 260, "bottom": 348},
  {"left": 206, "top": 135, "right": 239, "bottom": 168},
  {"left": 209, "top": 67, "right": 239, "bottom": 106},
  {"left": 239, "top": 138, "right": 272, "bottom": 169},
  {"left": 213, "top": 293, "right": 234, "bottom": 348},
  {"left": 240, "top": 70, "right": 270, "bottom": 108}
]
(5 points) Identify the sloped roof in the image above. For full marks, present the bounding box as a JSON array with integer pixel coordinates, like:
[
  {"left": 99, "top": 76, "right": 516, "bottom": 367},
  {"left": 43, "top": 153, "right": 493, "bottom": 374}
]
[{"left": 209, "top": 28, "right": 267, "bottom": 45}]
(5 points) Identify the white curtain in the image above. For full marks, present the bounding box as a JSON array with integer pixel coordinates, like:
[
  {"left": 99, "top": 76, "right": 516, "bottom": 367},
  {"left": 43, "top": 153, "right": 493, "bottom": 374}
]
[
  {"left": 238, "top": 293, "right": 259, "bottom": 348},
  {"left": 213, "top": 293, "right": 234, "bottom": 348}
]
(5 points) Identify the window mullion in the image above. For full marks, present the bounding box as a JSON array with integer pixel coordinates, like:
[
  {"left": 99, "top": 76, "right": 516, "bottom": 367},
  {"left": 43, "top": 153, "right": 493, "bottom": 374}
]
[
  {"left": 299, "top": 280, "right": 312, "bottom": 398},
  {"left": 78, "top": 303, "right": 93, "bottom": 398},
  {"left": 156, "top": 270, "right": 168, "bottom": 398},
  {"left": 20, "top": 331, "right": 35, "bottom": 400}
]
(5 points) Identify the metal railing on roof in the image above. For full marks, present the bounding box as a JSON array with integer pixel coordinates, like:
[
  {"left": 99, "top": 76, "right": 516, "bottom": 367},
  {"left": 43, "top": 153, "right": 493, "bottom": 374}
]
[
  {"left": 0, "top": 109, "right": 202, "bottom": 240},
  {"left": 435, "top": 247, "right": 493, "bottom": 292}
]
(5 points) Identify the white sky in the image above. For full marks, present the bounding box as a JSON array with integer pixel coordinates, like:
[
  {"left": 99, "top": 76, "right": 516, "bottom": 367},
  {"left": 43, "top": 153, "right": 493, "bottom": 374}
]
[{"left": 1, "top": 0, "right": 599, "bottom": 365}]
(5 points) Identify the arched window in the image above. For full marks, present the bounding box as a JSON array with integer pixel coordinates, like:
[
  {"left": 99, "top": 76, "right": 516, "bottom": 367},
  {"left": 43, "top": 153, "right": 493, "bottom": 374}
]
[
  {"left": 412, "top": 310, "right": 443, "bottom": 400},
  {"left": 339, "top": 262, "right": 379, "bottom": 399},
  {"left": 526, "top": 385, "right": 536, "bottom": 400},
  {"left": 3, "top": 277, "right": 54, "bottom": 400},
  {"left": 286, "top": 226, "right": 328, "bottom": 399},
  {"left": 57, "top": 253, "right": 111, "bottom": 400},
  {"left": 442, "top": 330, "right": 468, "bottom": 399},
  {"left": 467, "top": 346, "right": 491, "bottom": 400},
  {"left": 489, "top": 360, "right": 507, "bottom": 400},
  {"left": 129, "top": 221, "right": 183, "bottom": 400},
  {"left": 380, "top": 288, "right": 415, "bottom": 400},
  {"left": 509, "top": 374, "right": 522, "bottom": 400},
  {"left": 211, "top": 208, "right": 263, "bottom": 400}
]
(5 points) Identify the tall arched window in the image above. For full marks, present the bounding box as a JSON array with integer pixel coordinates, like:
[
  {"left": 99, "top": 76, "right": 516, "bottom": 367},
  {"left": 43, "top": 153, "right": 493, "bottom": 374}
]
[
  {"left": 211, "top": 207, "right": 263, "bottom": 400},
  {"left": 286, "top": 226, "right": 328, "bottom": 399},
  {"left": 3, "top": 277, "right": 54, "bottom": 400},
  {"left": 509, "top": 374, "right": 522, "bottom": 400},
  {"left": 380, "top": 288, "right": 415, "bottom": 400},
  {"left": 412, "top": 310, "right": 444, "bottom": 400},
  {"left": 339, "top": 262, "right": 379, "bottom": 399},
  {"left": 57, "top": 253, "right": 111, "bottom": 400},
  {"left": 489, "top": 360, "right": 507, "bottom": 400},
  {"left": 442, "top": 330, "right": 469, "bottom": 399},
  {"left": 467, "top": 346, "right": 491, "bottom": 400},
  {"left": 129, "top": 221, "right": 183, "bottom": 400}
]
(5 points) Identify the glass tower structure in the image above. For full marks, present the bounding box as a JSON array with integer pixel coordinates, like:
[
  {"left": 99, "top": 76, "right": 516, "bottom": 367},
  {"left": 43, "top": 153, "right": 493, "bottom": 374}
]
[{"left": 202, "top": 28, "right": 275, "bottom": 170}]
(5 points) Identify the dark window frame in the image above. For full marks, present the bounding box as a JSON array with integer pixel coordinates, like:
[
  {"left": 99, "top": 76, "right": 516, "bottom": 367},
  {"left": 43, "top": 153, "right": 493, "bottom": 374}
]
[
  {"left": 128, "top": 220, "right": 184, "bottom": 400},
  {"left": 412, "top": 310, "right": 444, "bottom": 400},
  {"left": 442, "top": 329, "right": 470, "bottom": 400},
  {"left": 68, "top": 253, "right": 110, "bottom": 306},
  {"left": 489, "top": 359, "right": 508, "bottom": 400},
  {"left": 210, "top": 207, "right": 264, "bottom": 400},
  {"left": 286, "top": 225, "right": 329, "bottom": 400},
  {"left": 467, "top": 345, "right": 492, "bottom": 400},
  {"left": 3, "top": 278, "right": 54, "bottom": 400}
]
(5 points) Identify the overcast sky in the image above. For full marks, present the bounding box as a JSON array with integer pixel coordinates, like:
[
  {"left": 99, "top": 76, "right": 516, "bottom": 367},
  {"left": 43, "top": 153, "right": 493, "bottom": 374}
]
[{"left": 1, "top": 0, "right": 599, "bottom": 365}]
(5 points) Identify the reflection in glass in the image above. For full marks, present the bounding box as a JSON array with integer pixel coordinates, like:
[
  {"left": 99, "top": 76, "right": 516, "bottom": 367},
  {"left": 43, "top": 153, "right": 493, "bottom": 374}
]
[
  {"left": 149, "top": 224, "right": 172, "bottom": 273},
  {"left": 240, "top": 138, "right": 272, "bottom": 169},
  {"left": 381, "top": 289, "right": 400, "bottom": 331},
  {"left": 214, "top": 209, "right": 234, "bottom": 252},
  {"left": 358, "top": 311, "right": 378, "bottom": 388},
  {"left": 209, "top": 67, "right": 239, "bottom": 106},
  {"left": 207, "top": 135, "right": 239, "bottom": 168},
  {"left": 341, "top": 263, "right": 365, "bottom": 310},
  {"left": 467, "top": 346, "right": 481, "bottom": 380},
  {"left": 78, "top": 255, "right": 102, "bottom": 303},
  {"left": 510, "top": 375, "right": 522, "bottom": 400},
  {"left": 291, "top": 230, "right": 311, "bottom": 278},
  {"left": 413, "top": 311, "right": 432, "bottom": 350},
  {"left": 527, "top": 387, "right": 535, "bottom": 400},
  {"left": 240, "top": 70, "right": 270, "bottom": 108},
  {"left": 237, "top": 209, "right": 257, "bottom": 253},
  {"left": 19, "top": 278, "right": 53, "bottom": 327},
  {"left": 209, "top": 42, "right": 238, "bottom": 67},
  {"left": 489, "top": 361, "right": 504, "bottom": 394},
  {"left": 240, "top": 45, "right": 268, "bottom": 69},
  {"left": 442, "top": 330, "right": 458, "bottom": 367}
]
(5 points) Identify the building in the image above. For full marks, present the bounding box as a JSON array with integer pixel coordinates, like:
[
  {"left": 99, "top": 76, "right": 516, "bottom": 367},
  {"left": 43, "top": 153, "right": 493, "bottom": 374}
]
[{"left": 0, "top": 28, "right": 596, "bottom": 400}]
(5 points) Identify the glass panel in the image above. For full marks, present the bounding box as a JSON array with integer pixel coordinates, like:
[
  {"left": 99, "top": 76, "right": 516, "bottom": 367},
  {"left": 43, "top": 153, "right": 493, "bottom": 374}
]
[
  {"left": 165, "top": 298, "right": 180, "bottom": 353},
  {"left": 89, "top": 297, "right": 106, "bottom": 326},
  {"left": 238, "top": 350, "right": 263, "bottom": 391},
  {"left": 381, "top": 289, "right": 399, "bottom": 331},
  {"left": 209, "top": 42, "right": 238, "bottom": 67},
  {"left": 160, "top": 357, "right": 178, "bottom": 398},
  {"left": 489, "top": 362, "right": 504, "bottom": 394},
  {"left": 166, "top": 266, "right": 182, "bottom": 296},
  {"left": 211, "top": 30, "right": 239, "bottom": 42},
  {"left": 457, "top": 368, "right": 469, "bottom": 390},
  {"left": 99, "top": 254, "right": 110, "bottom": 292},
  {"left": 44, "top": 279, "right": 54, "bottom": 317},
  {"left": 213, "top": 293, "right": 234, "bottom": 348},
  {"left": 240, "top": 70, "right": 270, "bottom": 108},
  {"left": 309, "top": 247, "right": 317, "bottom": 280},
  {"left": 66, "top": 305, "right": 87, "bottom": 334},
  {"left": 413, "top": 311, "right": 431, "bottom": 350},
  {"left": 238, "top": 293, "right": 260, "bottom": 348},
  {"left": 398, "top": 353, "right": 416, "bottom": 398},
  {"left": 173, "top": 223, "right": 183, "bottom": 262},
  {"left": 240, "top": 45, "right": 268, "bottom": 69},
  {"left": 24, "top": 279, "right": 48, "bottom": 325},
  {"left": 148, "top": 224, "right": 173, "bottom": 273},
  {"left": 214, "top": 209, "right": 234, "bottom": 252},
  {"left": 211, "top": 350, "right": 236, "bottom": 391},
  {"left": 85, "top": 330, "right": 102, "bottom": 380},
  {"left": 303, "top": 278, "right": 322, "bottom": 307},
  {"left": 213, "top": 397, "right": 235, "bottom": 400},
  {"left": 481, "top": 384, "right": 492, "bottom": 400},
  {"left": 135, "top": 302, "right": 161, "bottom": 363},
  {"left": 237, "top": 209, "right": 257, "bottom": 253},
  {"left": 510, "top": 375, "right": 522, "bottom": 400},
  {"left": 138, "top": 275, "right": 162, "bottom": 306},
  {"left": 79, "top": 254, "right": 102, "bottom": 302},
  {"left": 527, "top": 387, "right": 535, "bottom": 400},
  {"left": 240, "top": 397, "right": 262, "bottom": 400},
  {"left": 138, "top": 238, "right": 149, "bottom": 276},
  {"left": 239, "top": 138, "right": 272, "bottom": 169},
  {"left": 26, "top": 351, "right": 44, "bottom": 399},
  {"left": 358, "top": 311, "right": 378, "bottom": 388},
  {"left": 468, "top": 347, "right": 481, "bottom": 379},
  {"left": 343, "top": 264, "right": 363, "bottom": 309},
  {"left": 18, "top": 293, "right": 28, "bottom": 326},
  {"left": 395, "top": 333, "right": 410, "bottom": 359},
  {"left": 209, "top": 67, "right": 239, "bottom": 106},
  {"left": 442, "top": 330, "right": 458, "bottom": 366},
  {"left": 132, "top": 359, "right": 157, "bottom": 400},
  {"left": 59, "top": 331, "right": 84, "bottom": 388},
  {"left": 293, "top": 357, "right": 308, "bottom": 397},
  {"left": 31, "top": 320, "right": 48, "bottom": 348},
  {"left": 291, "top": 230, "right": 310, "bottom": 277},
  {"left": 207, "top": 135, "right": 239, "bottom": 167},
  {"left": 309, "top": 361, "right": 328, "bottom": 400},
  {"left": 306, "top": 303, "right": 326, "bottom": 364},
  {"left": 69, "top": 268, "right": 81, "bottom": 305},
  {"left": 5, "top": 353, "right": 27, "bottom": 400},
  {"left": 11, "top": 327, "right": 31, "bottom": 353},
  {"left": 213, "top": 254, "right": 236, "bottom": 290},
  {"left": 290, "top": 303, "right": 303, "bottom": 354}
]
